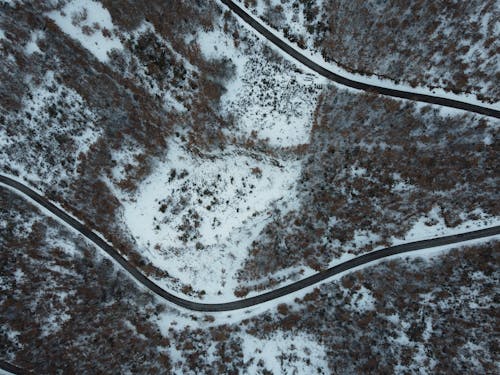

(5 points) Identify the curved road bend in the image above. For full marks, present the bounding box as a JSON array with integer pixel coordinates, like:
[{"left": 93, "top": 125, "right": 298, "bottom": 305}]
[
  {"left": 221, "top": 0, "right": 500, "bottom": 119},
  {"left": 1, "top": 174, "right": 499, "bottom": 312},
  {"left": 0, "top": 360, "right": 25, "bottom": 375}
]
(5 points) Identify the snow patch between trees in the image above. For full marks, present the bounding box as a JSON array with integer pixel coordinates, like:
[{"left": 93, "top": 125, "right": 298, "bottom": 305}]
[
  {"left": 241, "top": 331, "right": 329, "bottom": 374},
  {"left": 47, "top": 0, "right": 123, "bottom": 62},
  {"left": 0, "top": 71, "right": 101, "bottom": 186},
  {"left": 120, "top": 140, "right": 301, "bottom": 300},
  {"left": 394, "top": 206, "right": 500, "bottom": 244},
  {"left": 197, "top": 26, "right": 324, "bottom": 147},
  {"left": 24, "top": 30, "right": 44, "bottom": 55}
]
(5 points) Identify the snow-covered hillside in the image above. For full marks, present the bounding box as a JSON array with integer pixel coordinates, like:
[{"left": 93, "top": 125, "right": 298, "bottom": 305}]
[
  {"left": 112, "top": 12, "right": 324, "bottom": 299},
  {"left": 1, "top": 0, "right": 499, "bottom": 373},
  {"left": 236, "top": 0, "right": 500, "bottom": 103}
]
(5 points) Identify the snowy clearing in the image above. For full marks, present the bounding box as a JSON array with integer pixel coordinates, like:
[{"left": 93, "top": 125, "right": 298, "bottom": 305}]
[
  {"left": 197, "top": 25, "right": 324, "bottom": 147},
  {"left": 47, "top": 0, "right": 123, "bottom": 62},
  {"left": 120, "top": 140, "right": 301, "bottom": 301},
  {"left": 241, "top": 331, "right": 329, "bottom": 374},
  {"left": 114, "top": 15, "right": 324, "bottom": 300}
]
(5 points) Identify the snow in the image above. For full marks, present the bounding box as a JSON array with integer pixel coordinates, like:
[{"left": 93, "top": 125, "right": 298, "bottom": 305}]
[
  {"left": 350, "top": 285, "right": 376, "bottom": 312},
  {"left": 22, "top": 70, "right": 97, "bottom": 136},
  {"left": 24, "top": 30, "right": 43, "bottom": 55},
  {"left": 227, "top": 0, "right": 500, "bottom": 114},
  {"left": 393, "top": 206, "right": 500, "bottom": 244},
  {"left": 47, "top": 0, "right": 123, "bottom": 62},
  {"left": 13, "top": 268, "right": 24, "bottom": 283},
  {"left": 40, "top": 310, "right": 71, "bottom": 338},
  {"left": 109, "top": 146, "right": 143, "bottom": 183},
  {"left": 391, "top": 173, "right": 415, "bottom": 193},
  {"left": 0, "top": 70, "right": 102, "bottom": 187},
  {"left": 421, "top": 317, "right": 433, "bottom": 341},
  {"left": 120, "top": 139, "right": 301, "bottom": 300},
  {"left": 392, "top": 329, "right": 411, "bottom": 346},
  {"left": 197, "top": 26, "right": 324, "bottom": 147},
  {"left": 241, "top": 331, "right": 329, "bottom": 374},
  {"left": 350, "top": 166, "right": 367, "bottom": 177},
  {"left": 0, "top": 29, "right": 5, "bottom": 41},
  {"left": 349, "top": 229, "right": 382, "bottom": 250},
  {"left": 115, "top": 17, "right": 323, "bottom": 301},
  {"left": 483, "top": 134, "right": 494, "bottom": 145}
]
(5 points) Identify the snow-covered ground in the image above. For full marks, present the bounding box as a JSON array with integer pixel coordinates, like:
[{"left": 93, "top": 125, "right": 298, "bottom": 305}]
[
  {"left": 392, "top": 206, "right": 500, "bottom": 244},
  {"left": 0, "top": 70, "right": 101, "bottom": 186},
  {"left": 229, "top": 0, "right": 500, "bottom": 113},
  {"left": 114, "top": 12, "right": 324, "bottom": 300},
  {"left": 120, "top": 140, "right": 301, "bottom": 300},
  {"left": 47, "top": 0, "right": 123, "bottom": 62},
  {"left": 24, "top": 30, "right": 44, "bottom": 55},
  {"left": 241, "top": 331, "right": 329, "bottom": 374},
  {"left": 196, "top": 26, "right": 324, "bottom": 147}
]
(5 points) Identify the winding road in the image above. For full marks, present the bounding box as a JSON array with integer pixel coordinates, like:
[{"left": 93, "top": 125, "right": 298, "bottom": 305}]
[
  {"left": 221, "top": 0, "right": 500, "bottom": 119},
  {"left": 2, "top": 3, "right": 500, "bottom": 372},
  {"left": 1, "top": 174, "right": 499, "bottom": 313}
]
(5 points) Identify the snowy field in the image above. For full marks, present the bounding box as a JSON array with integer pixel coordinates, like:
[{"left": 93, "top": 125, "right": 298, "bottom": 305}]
[
  {"left": 47, "top": 0, "right": 123, "bottom": 62},
  {"left": 114, "top": 14, "right": 324, "bottom": 300},
  {"left": 120, "top": 139, "right": 301, "bottom": 300}
]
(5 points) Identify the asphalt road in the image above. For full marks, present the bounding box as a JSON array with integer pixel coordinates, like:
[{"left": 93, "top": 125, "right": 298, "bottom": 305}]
[
  {"left": 0, "top": 360, "right": 25, "bottom": 375},
  {"left": 221, "top": 0, "right": 500, "bottom": 119},
  {"left": 1, "top": 174, "right": 499, "bottom": 312}
]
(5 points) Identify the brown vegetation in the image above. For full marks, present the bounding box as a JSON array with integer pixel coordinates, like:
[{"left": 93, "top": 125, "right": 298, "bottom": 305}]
[{"left": 239, "top": 87, "right": 498, "bottom": 284}]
